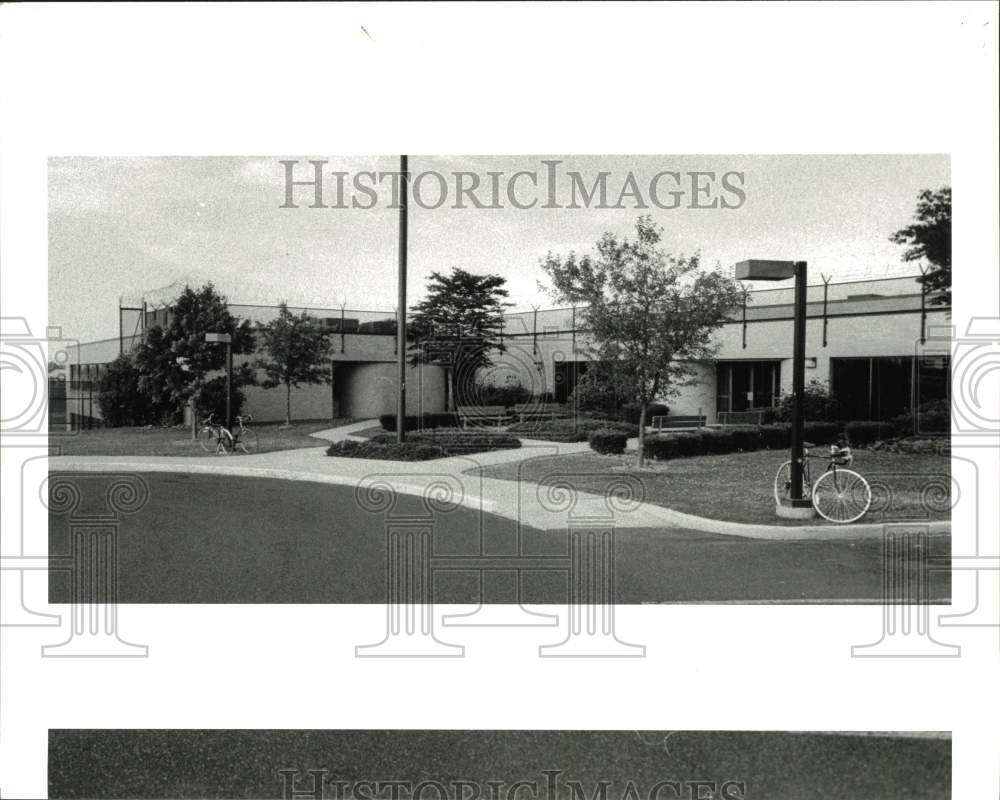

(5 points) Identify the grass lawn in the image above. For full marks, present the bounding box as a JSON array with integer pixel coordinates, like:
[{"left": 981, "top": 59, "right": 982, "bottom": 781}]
[
  {"left": 50, "top": 419, "right": 361, "bottom": 457},
  {"left": 472, "top": 447, "right": 952, "bottom": 526}
]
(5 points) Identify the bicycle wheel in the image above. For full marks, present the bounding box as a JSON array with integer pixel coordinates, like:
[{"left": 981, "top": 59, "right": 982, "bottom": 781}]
[
  {"left": 197, "top": 425, "right": 221, "bottom": 453},
  {"left": 811, "top": 468, "right": 872, "bottom": 524},
  {"left": 236, "top": 428, "right": 258, "bottom": 454},
  {"left": 773, "top": 460, "right": 811, "bottom": 506}
]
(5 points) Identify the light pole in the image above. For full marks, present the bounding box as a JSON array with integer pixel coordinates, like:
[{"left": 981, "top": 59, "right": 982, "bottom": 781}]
[
  {"left": 205, "top": 332, "right": 233, "bottom": 428},
  {"left": 734, "top": 259, "right": 812, "bottom": 518},
  {"left": 396, "top": 155, "right": 409, "bottom": 443}
]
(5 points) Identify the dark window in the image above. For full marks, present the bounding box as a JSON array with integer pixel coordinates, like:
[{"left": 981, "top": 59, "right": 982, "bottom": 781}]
[
  {"left": 716, "top": 361, "right": 781, "bottom": 413},
  {"left": 830, "top": 356, "right": 945, "bottom": 421}
]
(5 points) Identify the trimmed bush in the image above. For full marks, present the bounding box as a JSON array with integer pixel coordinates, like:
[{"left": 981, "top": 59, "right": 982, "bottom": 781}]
[
  {"left": 643, "top": 435, "right": 681, "bottom": 461},
  {"left": 588, "top": 429, "right": 628, "bottom": 455},
  {"left": 759, "top": 424, "right": 791, "bottom": 449},
  {"left": 508, "top": 417, "right": 638, "bottom": 443},
  {"left": 730, "top": 426, "right": 764, "bottom": 452},
  {"left": 674, "top": 433, "right": 705, "bottom": 457},
  {"left": 370, "top": 430, "right": 520, "bottom": 455},
  {"left": 378, "top": 412, "right": 462, "bottom": 432},
  {"left": 802, "top": 421, "right": 841, "bottom": 445},
  {"left": 699, "top": 429, "right": 736, "bottom": 454},
  {"left": 845, "top": 420, "right": 896, "bottom": 447},
  {"left": 326, "top": 439, "right": 447, "bottom": 461}
]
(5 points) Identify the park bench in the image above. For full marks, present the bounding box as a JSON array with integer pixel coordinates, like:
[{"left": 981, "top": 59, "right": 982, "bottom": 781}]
[
  {"left": 651, "top": 414, "right": 706, "bottom": 431},
  {"left": 458, "top": 405, "right": 512, "bottom": 428},
  {"left": 513, "top": 402, "right": 568, "bottom": 423},
  {"left": 717, "top": 409, "right": 775, "bottom": 426}
]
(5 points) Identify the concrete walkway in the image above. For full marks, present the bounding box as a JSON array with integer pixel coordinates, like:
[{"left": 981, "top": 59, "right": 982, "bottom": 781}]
[{"left": 48, "top": 421, "right": 949, "bottom": 541}]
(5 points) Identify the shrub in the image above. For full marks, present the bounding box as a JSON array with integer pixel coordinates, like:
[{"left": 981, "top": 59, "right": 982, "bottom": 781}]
[
  {"left": 759, "top": 424, "right": 791, "bottom": 449},
  {"left": 424, "top": 412, "right": 462, "bottom": 429},
  {"left": 588, "top": 429, "right": 628, "bottom": 455},
  {"left": 474, "top": 381, "right": 530, "bottom": 408},
  {"left": 892, "top": 399, "right": 950, "bottom": 437},
  {"left": 730, "top": 426, "right": 764, "bottom": 452},
  {"left": 699, "top": 429, "right": 735, "bottom": 454},
  {"left": 379, "top": 413, "right": 421, "bottom": 432},
  {"left": 198, "top": 375, "right": 246, "bottom": 423},
  {"left": 369, "top": 430, "right": 520, "bottom": 455},
  {"left": 844, "top": 420, "right": 896, "bottom": 447},
  {"left": 508, "top": 417, "right": 638, "bottom": 442},
  {"left": 96, "top": 354, "right": 162, "bottom": 427},
  {"left": 802, "top": 421, "right": 841, "bottom": 445},
  {"left": 621, "top": 402, "right": 670, "bottom": 425},
  {"left": 326, "top": 439, "right": 447, "bottom": 461},
  {"left": 674, "top": 433, "right": 705, "bottom": 457},
  {"left": 643, "top": 435, "right": 681, "bottom": 461},
  {"left": 774, "top": 379, "right": 842, "bottom": 422}
]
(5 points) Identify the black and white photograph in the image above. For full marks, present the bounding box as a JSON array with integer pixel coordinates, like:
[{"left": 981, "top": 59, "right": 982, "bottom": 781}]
[{"left": 44, "top": 154, "right": 953, "bottom": 605}]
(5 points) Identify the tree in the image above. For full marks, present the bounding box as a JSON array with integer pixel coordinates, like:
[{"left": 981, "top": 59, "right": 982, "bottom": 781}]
[
  {"left": 256, "top": 302, "right": 334, "bottom": 425},
  {"left": 408, "top": 268, "right": 512, "bottom": 410},
  {"left": 541, "top": 216, "right": 742, "bottom": 466},
  {"left": 133, "top": 283, "right": 256, "bottom": 433},
  {"left": 96, "top": 353, "right": 168, "bottom": 427},
  {"left": 891, "top": 187, "right": 951, "bottom": 306}
]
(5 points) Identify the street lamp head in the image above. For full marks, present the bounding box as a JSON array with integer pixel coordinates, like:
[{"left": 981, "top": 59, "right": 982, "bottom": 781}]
[{"left": 734, "top": 260, "right": 798, "bottom": 281}]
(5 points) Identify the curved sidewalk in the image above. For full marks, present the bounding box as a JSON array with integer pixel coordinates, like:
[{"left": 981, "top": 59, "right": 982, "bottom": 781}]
[{"left": 48, "top": 424, "right": 950, "bottom": 541}]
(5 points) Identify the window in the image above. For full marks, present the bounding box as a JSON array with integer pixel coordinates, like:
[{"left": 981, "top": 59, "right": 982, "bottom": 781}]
[
  {"left": 831, "top": 355, "right": 950, "bottom": 421},
  {"left": 716, "top": 361, "right": 781, "bottom": 413}
]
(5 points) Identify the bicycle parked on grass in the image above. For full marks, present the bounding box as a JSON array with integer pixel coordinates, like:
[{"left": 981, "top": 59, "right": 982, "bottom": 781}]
[
  {"left": 197, "top": 412, "right": 258, "bottom": 455},
  {"left": 773, "top": 439, "right": 872, "bottom": 524}
]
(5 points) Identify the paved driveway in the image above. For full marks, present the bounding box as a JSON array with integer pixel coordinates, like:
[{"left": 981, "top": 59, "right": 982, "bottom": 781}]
[{"left": 48, "top": 472, "right": 950, "bottom": 603}]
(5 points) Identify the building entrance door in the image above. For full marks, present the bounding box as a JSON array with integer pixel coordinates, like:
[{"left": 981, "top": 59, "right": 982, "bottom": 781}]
[{"left": 716, "top": 361, "right": 781, "bottom": 414}]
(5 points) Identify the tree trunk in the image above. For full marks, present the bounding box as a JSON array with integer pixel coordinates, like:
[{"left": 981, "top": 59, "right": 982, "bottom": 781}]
[
  {"left": 190, "top": 398, "right": 197, "bottom": 440},
  {"left": 285, "top": 382, "right": 292, "bottom": 426},
  {"left": 637, "top": 401, "right": 647, "bottom": 468}
]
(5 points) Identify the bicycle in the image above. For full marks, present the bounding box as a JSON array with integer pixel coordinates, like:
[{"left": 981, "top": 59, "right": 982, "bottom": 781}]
[
  {"left": 773, "top": 441, "right": 872, "bottom": 524},
  {"left": 196, "top": 412, "right": 258, "bottom": 455}
]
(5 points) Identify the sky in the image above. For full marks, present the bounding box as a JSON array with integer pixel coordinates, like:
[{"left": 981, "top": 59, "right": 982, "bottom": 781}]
[{"left": 49, "top": 154, "right": 950, "bottom": 344}]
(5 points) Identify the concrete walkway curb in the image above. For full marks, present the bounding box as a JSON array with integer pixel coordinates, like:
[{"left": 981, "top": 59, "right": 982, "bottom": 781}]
[{"left": 49, "top": 423, "right": 951, "bottom": 541}]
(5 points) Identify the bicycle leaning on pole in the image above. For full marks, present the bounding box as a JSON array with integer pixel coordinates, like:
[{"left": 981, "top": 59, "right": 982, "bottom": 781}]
[
  {"left": 197, "top": 412, "right": 258, "bottom": 455},
  {"left": 774, "top": 439, "right": 872, "bottom": 523}
]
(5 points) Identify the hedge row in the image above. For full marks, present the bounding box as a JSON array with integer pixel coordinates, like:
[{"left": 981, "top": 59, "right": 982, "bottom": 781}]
[
  {"left": 371, "top": 430, "right": 521, "bottom": 454},
  {"left": 508, "top": 417, "right": 639, "bottom": 443},
  {"left": 588, "top": 429, "right": 628, "bottom": 455},
  {"left": 641, "top": 419, "right": 897, "bottom": 462},
  {"left": 326, "top": 440, "right": 447, "bottom": 461},
  {"left": 379, "top": 412, "right": 462, "bottom": 432}
]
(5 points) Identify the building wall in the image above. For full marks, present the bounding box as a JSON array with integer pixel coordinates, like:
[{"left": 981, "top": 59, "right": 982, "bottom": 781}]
[{"left": 488, "top": 307, "right": 951, "bottom": 422}]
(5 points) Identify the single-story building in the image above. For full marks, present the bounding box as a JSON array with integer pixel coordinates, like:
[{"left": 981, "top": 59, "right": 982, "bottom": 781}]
[{"left": 56, "top": 274, "right": 949, "bottom": 428}]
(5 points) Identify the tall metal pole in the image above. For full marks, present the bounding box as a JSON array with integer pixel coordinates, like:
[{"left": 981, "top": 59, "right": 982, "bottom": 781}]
[
  {"left": 396, "top": 155, "right": 409, "bottom": 443},
  {"left": 789, "top": 261, "right": 809, "bottom": 504},
  {"left": 226, "top": 341, "right": 233, "bottom": 430}
]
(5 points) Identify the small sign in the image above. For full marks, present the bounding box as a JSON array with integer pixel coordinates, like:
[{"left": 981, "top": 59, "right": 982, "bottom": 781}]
[{"left": 204, "top": 332, "right": 232, "bottom": 344}]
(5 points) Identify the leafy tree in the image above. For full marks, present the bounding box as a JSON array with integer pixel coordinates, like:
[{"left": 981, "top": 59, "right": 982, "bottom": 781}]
[
  {"left": 133, "top": 283, "right": 256, "bottom": 431},
  {"left": 408, "top": 268, "right": 512, "bottom": 410},
  {"left": 542, "top": 216, "right": 742, "bottom": 466},
  {"left": 890, "top": 187, "right": 951, "bottom": 306},
  {"left": 568, "top": 362, "right": 632, "bottom": 416},
  {"left": 96, "top": 353, "right": 168, "bottom": 427},
  {"left": 256, "top": 302, "right": 334, "bottom": 425}
]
